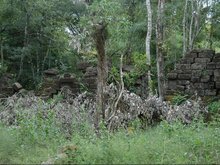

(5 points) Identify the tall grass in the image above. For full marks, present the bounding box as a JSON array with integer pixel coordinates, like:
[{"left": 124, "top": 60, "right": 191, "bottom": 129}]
[
  {"left": 0, "top": 113, "right": 220, "bottom": 164},
  {"left": 66, "top": 121, "right": 220, "bottom": 164}
]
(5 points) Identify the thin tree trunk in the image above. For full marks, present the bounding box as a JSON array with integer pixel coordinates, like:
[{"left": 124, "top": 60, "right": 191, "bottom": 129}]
[
  {"left": 209, "top": 9, "right": 213, "bottom": 49},
  {"left": 146, "top": 0, "right": 153, "bottom": 95},
  {"left": 191, "top": 0, "right": 201, "bottom": 48},
  {"left": 189, "top": 0, "right": 194, "bottom": 50},
  {"left": 36, "top": 50, "right": 40, "bottom": 84},
  {"left": 31, "top": 60, "right": 35, "bottom": 84},
  {"left": 208, "top": 0, "right": 216, "bottom": 49},
  {"left": 93, "top": 22, "right": 108, "bottom": 135},
  {"left": 182, "top": 0, "right": 188, "bottom": 56},
  {"left": 42, "top": 40, "right": 51, "bottom": 73},
  {"left": 156, "top": 0, "right": 165, "bottom": 101},
  {"left": 108, "top": 53, "right": 124, "bottom": 131},
  {"left": 18, "top": 2, "right": 29, "bottom": 80},
  {"left": 0, "top": 40, "right": 3, "bottom": 66}
]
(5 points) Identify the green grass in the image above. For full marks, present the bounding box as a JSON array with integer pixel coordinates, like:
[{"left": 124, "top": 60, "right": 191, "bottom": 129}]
[
  {"left": 0, "top": 125, "right": 64, "bottom": 164},
  {"left": 0, "top": 120, "right": 220, "bottom": 164},
  {"left": 69, "top": 121, "right": 220, "bottom": 164}
]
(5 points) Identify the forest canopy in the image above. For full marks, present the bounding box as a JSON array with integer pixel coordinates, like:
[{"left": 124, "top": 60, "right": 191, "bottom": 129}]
[{"left": 0, "top": 0, "right": 219, "bottom": 91}]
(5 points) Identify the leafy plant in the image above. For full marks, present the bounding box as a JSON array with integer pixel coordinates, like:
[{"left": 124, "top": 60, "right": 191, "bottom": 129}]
[
  {"left": 207, "top": 101, "right": 220, "bottom": 114},
  {"left": 0, "top": 63, "right": 8, "bottom": 76},
  {"left": 171, "top": 94, "right": 188, "bottom": 105},
  {"left": 108, "top": 66, "right": 120, "bottom": 84},
  {"left": 131, "top": 52, "right": 148, "bottom": 74},
  {"left": 0, "top": 125, "right": 17, "bottom": 163},
  {"left": 17, "top": 108, "right": 63, "bottom": 144}
]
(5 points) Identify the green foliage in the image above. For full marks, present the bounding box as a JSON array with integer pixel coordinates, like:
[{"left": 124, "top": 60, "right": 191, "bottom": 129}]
[
  {"left": 131, "top": 52, "right": 148, "bottom": 74},
  {"left": 171, "top": 94, "right": 188, "bottom": 105},
  {"left": 207, "top": 101, "right": 220, "bottom": 114},
  {"left": 124, "top": 72, "right": 139, "bottom": 89},
  {"left": 63, "top": 121, "right": 220, "bottom": 164},
  {"left": 17, "top": 108, "right": 63, "bottom": 144},
  {"left": 123, "top": 52, "right": 148, "bottom": 91},
  {"left": 0, "top": 63, "right": 7, "bottom": 76},
  {"left": 0, "top": 126, "right": 17, "bottom": 163},
  {"left": 108, "top": 66, "right": 120, "bottom": 83},
  {"left": 108, "top": 52, "right": 148, "bottom": 91},
  {"left": 0, "top": 116, "right": 220, "bottom": 164},
  {"left": 0, "top": 0, "right": 83, "bottom": 88}
]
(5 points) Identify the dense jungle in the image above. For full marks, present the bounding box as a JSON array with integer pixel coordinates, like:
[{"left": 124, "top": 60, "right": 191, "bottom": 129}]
[{"left": 0, "top": 0, "right": 220, "bottom": 164}]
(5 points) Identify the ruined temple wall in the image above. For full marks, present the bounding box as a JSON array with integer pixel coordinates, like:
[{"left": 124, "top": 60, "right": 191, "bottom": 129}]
[{"left": 167, "top": 50, "right": 220, "bottom": 97}]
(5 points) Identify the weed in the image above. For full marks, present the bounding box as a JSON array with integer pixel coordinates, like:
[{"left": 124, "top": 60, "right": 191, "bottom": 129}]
[{"left": 171, "top": 93, "right": 188, "bottom": 105}]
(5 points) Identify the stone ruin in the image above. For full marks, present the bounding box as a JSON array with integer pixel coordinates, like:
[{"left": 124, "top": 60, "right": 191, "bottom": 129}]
[
  {"left": 0, "top": 62, "right": 148, "bottom": 100},
  {"left": 37, "top": 61, "right": 148, "bottom": 99},
  {"left": 166, "top": 49, "right": 220, "bottom": 97},
  {"left": 36, "top": 69, "right": 80, "bottom": 98},
  {"left": 77, "top": 61, "right": 97, "bottom": 93},
  {"left": 0, "top": 74, "right": 23, "bottom": 99},
  {"left": 122, "top": 65, "right": 148, "bottom": 98},
  {"left": 77, "top": 62, "right": 148, "bottom": 98},
  {"left": 36, "top": 63, "right": 98, "bottom": 98}
]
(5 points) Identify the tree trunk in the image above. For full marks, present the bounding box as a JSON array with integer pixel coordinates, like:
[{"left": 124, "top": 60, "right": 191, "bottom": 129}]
[
  {"left": 182, "top": 0, "right": 188, "bottom": 56},
  {"left": 188, "top": 0, "right": 194, "bottom": 51},
  {"left": 0, "top": 40, "right": 3, "bottom": 66},
  {"left": 108, "top": 53, "right": 124, "bottom": 131},
  {"left": 18, "top": 2, "right": 29, "bottom": 80},
  {"left": 146, "top": 0, "right": 153, "bottom": 95},
  {"left": 93, "top": 22, "right": 108, "bottom": 134},
  {"left": 156, "top": 0, "right": 165, "bottom": 101},
  {"left": 209, "top": 4, "right": 214, "bottom": 49}
]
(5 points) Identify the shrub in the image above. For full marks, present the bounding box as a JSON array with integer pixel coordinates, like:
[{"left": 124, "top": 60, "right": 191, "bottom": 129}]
[
  {"left": 171, "top": 93, "right": 188, "bottom": 105},
  {"left": 17, "top": 109, "right": 63, "bottom": 144},
  {"left": 54, "top": 120, "right": 220, "bottom": 164},
  {"left": 0, "top": 125, "right": 17, "bottom": 163},
  {"left": 207, "top": 101, "right": 220, "bottom": 114}
]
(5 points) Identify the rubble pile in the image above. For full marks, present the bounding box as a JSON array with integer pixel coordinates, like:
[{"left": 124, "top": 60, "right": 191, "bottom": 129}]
[{"left": 0, "top": 84, "right": 208, "bottom": 133}]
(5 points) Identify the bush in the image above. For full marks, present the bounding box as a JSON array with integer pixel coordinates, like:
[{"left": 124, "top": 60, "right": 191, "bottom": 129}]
[
  {"left": 171, "top": 93, "right": 188, "bottom": 105},
  {"left": 0, "top": 63, "right": 8, "bottom": 76},
  {"left": 17, "top": 109, "right": 63, "bottom": 144},
  {"left": 1, "top": 111, "right": 220, "bottom": 164},
  {"left": 207, "top": 101, "right": 220, "bottom": 114},
  {"left": 0, "top": 92, "right": 219, "bottom": 164},
  {"left": 55, "top": 121, "right": 220, "bottom": 164},
  {"left": 0, "top": 125, "right": 17, "bottom": 163}
]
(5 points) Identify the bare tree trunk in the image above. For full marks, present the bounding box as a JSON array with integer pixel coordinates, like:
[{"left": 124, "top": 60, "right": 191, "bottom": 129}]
[
  {"left": 93, "top": 22, "right": 108, "bottom": 134},
  {"left": 182, "top": 0, "right": 188, "bottom": 56},
  {"left": 31, "top": 59, "right": 35, "bottom": 83},
  {"left": 188, "top": 0, "right": 194, "bottom": 51},
  {"left": 0, "top": 40, "right": 3, "bottom": 66},
  {"left": 41, "top": 41, "right": 51, "bottom": 77},
  {"left": 191, "top": 0, "right": 202, "bottom": 48},
  {"left": 18, "top": 2, "right": 29, "bottom": 80},
  {"left": 156, "top": 0, "right": 165, "bottom": 101},
  {"left": 209, "top": 3, "right": 214, "bottom": 49},
  {"left": 188, "top": 0, "right": 204, "bottom": 51},
  {"left": 108, "top": 53, "right": 124, "bottom": 131},
  {"left": 146, "top": 0, "right": 153, "bottom": 95}
]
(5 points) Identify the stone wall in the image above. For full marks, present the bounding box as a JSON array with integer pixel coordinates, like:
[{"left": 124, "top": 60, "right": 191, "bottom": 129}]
[
  {"left": 0, "top": 74, "right": 23, "bottom": 98},
  {"left": 77, "top": 62, "right": 97, "bottom": 93},
  {"left": 166, "top": 49, "right": 220, "bottom": 97},
  {"left": 36, "top": 63, "right": 97, "bottom": 98},
  {"left": 0, "top": 74, "right": 14, "bottom": 98}
]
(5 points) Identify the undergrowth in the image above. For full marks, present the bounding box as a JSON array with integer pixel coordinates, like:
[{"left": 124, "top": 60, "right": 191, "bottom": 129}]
[
  {"left": 0, "top": 94, "right": 219, "bottom": 164},
  {"left": 0, "top": 119, "right": 220, "bottom": 164}
]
